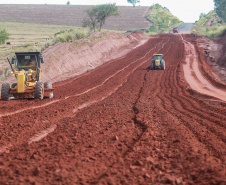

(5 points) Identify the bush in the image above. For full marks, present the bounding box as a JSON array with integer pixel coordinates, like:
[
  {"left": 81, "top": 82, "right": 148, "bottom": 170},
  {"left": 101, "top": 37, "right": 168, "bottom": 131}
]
[
  {"left": 54, "top": 28, "right": 88, "bottom": 43},
  {"left": 0, "top": 28, "right": 9, "bottom": 44}
]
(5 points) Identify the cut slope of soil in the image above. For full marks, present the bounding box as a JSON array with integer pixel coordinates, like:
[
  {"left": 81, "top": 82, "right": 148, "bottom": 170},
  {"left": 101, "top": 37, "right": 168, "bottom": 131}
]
[
  {"left": 194, "top": 33, "right": 226, "bottom": 84},
  {"left": 0, "top": 31, "right": 150, "bottom": 88}
]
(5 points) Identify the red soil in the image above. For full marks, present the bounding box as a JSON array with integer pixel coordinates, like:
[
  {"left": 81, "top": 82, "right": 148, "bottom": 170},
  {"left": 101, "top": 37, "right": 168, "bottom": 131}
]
[{"left": 0, "top": 34, "right": 226, "bottom": 184}]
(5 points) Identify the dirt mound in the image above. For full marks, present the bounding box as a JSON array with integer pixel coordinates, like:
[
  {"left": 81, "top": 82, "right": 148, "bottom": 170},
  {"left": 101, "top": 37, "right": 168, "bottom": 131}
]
[
  {"left": 217, "top": 31, "right": 226, "bottom": 67},
  {"left": 194, "top": 33, "right": 226, "bottom": 84},
  {"left": 41, "top": 31, "right": 149, "bottom": 83},
  {"left": 0, "top": 32, "right": 149, "bottom": 88}
]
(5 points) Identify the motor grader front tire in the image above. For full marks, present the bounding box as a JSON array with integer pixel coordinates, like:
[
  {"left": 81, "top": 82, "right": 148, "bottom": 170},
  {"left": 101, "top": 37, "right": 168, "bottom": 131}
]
[
  {"left": 34, "top": 82, "right": 44, "bottom": 99},
  {"left": 1, "top": 83, "right": 10, "bottom": 101}
]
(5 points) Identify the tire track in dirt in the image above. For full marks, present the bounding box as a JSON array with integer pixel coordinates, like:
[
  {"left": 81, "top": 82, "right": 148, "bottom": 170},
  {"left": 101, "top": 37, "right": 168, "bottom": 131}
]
[
  {"left": 155, "top": 35, "right": 226, "bottom": 161},
  {"left": 133, "top": 35, "right": 226, "bottom": 184},
  {"left": 0, "top": 36, "right": 166, "bottom": 117},
  {"left": 91, "top": 35, "right": 173, "bottom": 184}
]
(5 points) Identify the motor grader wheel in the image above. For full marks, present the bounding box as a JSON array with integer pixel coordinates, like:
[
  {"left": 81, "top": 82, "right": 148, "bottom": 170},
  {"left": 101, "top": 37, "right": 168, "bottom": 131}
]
[
  {"left": 44, "top": 82, "right": 53, "bottom": 99},
  {"left": 1, "top": 83, "right": 10, "bottom": 101},
  {"left": 34, "top": 82, "right": 44, "bottom": 99}
]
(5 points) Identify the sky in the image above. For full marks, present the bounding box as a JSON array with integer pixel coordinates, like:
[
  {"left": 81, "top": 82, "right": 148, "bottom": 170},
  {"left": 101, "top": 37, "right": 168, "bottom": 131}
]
[{"left": 0, "top": 0, "right": 215, "bottom": 22}]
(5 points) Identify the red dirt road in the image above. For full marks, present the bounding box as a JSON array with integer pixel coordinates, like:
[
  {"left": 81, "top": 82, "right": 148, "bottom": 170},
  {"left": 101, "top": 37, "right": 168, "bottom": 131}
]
[{"left": 0, "top": 34, "right": 226, "bottom": 184}]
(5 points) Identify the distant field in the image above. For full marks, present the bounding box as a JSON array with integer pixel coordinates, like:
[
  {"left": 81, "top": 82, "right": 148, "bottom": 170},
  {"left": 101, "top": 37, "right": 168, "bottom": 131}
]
[
  {"left": 0, "top": 4, "right": 152, "bottom": 78},
  {"left": 0, "top": 22, "right": 78, "bottom": 60},
  {"left": 0, "top": 4, "right": 152, "bottom": 31}
]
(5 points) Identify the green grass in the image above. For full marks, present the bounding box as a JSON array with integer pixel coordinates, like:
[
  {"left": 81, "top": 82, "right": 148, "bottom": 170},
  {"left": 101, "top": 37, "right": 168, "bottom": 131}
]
[
  {"left": 145, "top": 4, "right": 182, "bottom": 35},
  {"left": 54, "top": 28, "right": 88, "bottom": 43},
  {"left": 0, "top": 22, "right": 81, "bottom": 60},
  {"left": 195, "top": 11, "right": 223, "bottom": 27},
  {"left": 0, "top": 22, "right": 124, "bottom": 61}
]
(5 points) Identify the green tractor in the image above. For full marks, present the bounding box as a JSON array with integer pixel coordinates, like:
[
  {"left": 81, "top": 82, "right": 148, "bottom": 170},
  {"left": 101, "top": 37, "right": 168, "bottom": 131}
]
[{"left": 150, "top": 54, "right": 165, "bottom": 70}]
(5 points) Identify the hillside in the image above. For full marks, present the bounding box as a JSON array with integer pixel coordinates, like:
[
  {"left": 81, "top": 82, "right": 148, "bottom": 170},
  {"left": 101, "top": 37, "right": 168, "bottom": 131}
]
[
  {"left": 146, "top": 4, "right": 182, "bottom": 34},
  {"left": 195, "top": 10, "right": 223, "bottom": 27},
  {"left": 193, "top": 10, "right": 226, "bottom": 38},
  {"left": 0, "top": 4, "right": 152, "bottom": 31}
]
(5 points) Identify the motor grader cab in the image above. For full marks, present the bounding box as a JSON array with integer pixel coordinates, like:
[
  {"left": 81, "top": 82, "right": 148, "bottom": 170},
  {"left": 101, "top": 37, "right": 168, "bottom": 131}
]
[
  {"left": 150, "top": 54, "right": 165, "bottom": 70},
  {"left": 1, "top": 52, "right": 54, "bottom": 100}
]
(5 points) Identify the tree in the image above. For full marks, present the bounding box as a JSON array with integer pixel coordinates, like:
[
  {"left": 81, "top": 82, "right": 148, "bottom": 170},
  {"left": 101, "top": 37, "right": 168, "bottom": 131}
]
[
  {"left": 83, "top": 4, "right": 120, "bottom": 32},
  {"left": 0, "top": 28, "right": 9, "bottom": 44},
  {"left": 96, "top": 4, "right": 120, "bottom": 31},
  {"left": 66, "top": 1, "right": 70, "bottom": 5},
  {"left": 82, "top": 7, "right": 99, "bottom": 32},
  {"left": 163, "top": 7, "right": 170, "bottom": 12},
  {"left": 127, "top": 0, "right": 140, "bottom": 7},
  {"left": 214, "top": 0, "right": 226, "bottom": 22},
  {"left": 199, "top": 13, "right": 206, "bottom": 19}
]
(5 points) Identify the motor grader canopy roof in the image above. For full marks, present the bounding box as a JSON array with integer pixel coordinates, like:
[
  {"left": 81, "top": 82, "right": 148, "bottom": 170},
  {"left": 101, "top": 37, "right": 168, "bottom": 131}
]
[
  {"left": 154, "top": 54, "right": 163, "bottom": 56},
  {"left": 15, "top": 52, "right": 42, "bottom": 55}
]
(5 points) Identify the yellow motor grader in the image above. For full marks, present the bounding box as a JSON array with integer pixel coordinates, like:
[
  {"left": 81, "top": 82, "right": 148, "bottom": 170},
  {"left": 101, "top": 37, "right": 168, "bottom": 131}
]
[{"left": 1, "top": 52, "right": 53, "bottom": 100}]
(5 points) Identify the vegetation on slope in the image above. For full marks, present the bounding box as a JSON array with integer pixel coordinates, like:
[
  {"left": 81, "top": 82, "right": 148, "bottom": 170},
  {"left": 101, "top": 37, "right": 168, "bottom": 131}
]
[
  {"left": 145, "top": 4, "right": 182, "bottom": 35},
  {"left": 54, "top": 29, "right": 88, "bottom": 43},
  {"left": 193, "top": 10, "right": 226, "bottom": 38},
  {"left": 0, "top": 22, "right": 80, "bottom": 61}
]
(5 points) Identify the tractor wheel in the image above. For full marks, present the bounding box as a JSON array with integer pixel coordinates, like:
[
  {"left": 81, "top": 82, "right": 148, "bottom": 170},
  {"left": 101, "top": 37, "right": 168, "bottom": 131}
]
[
  {"left": 161, "top": 61, "right": 165, "bottom": 70},
  {"left": 1, "top": 83, "right": 10, "bottom": 101},
  {"left": 34, "top": 82, "right": 44, "bottom": 99},
  {"left": 11, "top": 83, "right": 17, "bottom": 88},
  {"left": 150, "top": 61, "right": 155, "bottom": 70},
  {"left": 44, "top": 82, "right": 53, "bottom": 99}
]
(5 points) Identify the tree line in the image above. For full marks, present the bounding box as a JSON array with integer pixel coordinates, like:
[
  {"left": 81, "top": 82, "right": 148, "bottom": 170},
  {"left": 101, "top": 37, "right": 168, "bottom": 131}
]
[{"left": 214, "top": 0, "right": 226, "bottom": 22}]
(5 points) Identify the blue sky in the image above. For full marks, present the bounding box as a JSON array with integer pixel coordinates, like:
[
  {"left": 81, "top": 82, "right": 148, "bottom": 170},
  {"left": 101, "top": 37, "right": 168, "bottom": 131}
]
[{"left": 0, "top": 0, "right": 215, "bottom": 22}]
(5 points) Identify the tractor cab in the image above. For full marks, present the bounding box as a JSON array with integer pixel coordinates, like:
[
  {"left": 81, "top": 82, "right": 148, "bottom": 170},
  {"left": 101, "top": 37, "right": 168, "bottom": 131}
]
[
  {"left": 154, "top": 54, "right": 163, "bottom": 61},
  {"left": 150, "top": 54, "right": 165, "bottom": 70}
]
